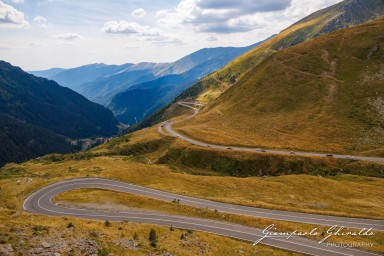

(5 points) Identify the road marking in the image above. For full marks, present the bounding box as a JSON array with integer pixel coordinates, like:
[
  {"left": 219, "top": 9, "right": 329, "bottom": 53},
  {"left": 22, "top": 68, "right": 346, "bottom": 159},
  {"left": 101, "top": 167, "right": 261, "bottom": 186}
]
[
  {"left": 24, "top": 178, "right": 381, "bottom": 256},
  {"left": 30, "top": 178, "right": 383, "bottom": 230}
]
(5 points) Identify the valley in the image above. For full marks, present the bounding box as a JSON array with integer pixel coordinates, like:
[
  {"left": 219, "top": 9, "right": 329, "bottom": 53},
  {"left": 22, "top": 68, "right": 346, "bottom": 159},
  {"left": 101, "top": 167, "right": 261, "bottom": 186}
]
[
  {"left": 1, "top": 0, "right": 384, "bottom": 255},
  {"left": 31, "top": 42, "right": 267, "bottom": 125}
]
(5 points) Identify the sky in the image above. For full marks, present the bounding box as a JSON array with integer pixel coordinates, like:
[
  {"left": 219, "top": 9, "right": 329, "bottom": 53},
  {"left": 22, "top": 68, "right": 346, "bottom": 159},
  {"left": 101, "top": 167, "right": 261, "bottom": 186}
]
[{"left": 0, "top": 0, "right": 343, "bottom": 70}]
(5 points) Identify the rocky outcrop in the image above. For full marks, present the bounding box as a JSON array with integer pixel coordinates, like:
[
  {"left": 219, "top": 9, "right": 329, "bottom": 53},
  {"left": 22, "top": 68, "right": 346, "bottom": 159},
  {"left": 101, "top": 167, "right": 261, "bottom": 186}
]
[{"left": 0, "top": 244, "right": 14, "bottom": 256}]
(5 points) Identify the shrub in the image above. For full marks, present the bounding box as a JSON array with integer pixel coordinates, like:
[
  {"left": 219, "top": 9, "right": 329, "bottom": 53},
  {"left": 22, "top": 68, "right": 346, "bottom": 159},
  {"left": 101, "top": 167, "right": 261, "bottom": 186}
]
[
  {"left": 104, "top": 220, "right": 111, "bottom": 227},
  {"left": 149, "top": 228, "right": 158, "bottom": 247}
]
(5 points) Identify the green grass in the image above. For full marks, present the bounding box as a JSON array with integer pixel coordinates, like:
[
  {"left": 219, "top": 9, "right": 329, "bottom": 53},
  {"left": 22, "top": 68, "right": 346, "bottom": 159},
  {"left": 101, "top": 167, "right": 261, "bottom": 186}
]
[{"left": 158, "top": 146, "right": 384, "bottom": 178}]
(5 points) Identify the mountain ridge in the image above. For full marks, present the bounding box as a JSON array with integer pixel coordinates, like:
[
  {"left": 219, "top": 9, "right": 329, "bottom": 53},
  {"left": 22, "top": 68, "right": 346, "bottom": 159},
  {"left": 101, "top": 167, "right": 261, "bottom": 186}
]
[
  {"left": 0, "top": 60, "right": 122, "bottom": 166},
  {"left": 131, "top": 0, "right": 384, "bottom": 132},
  {"left": 175, "top": 17, "right": 384, "bottom": 154},
  {"left": 108, "top": 42, "right": 267, "bottom": 124},
  {"left": 0, "top": 60, "right": 119, "bottom": 139},
  {"left": 30, "top": 42, "right": 268, "bottom": 125}
]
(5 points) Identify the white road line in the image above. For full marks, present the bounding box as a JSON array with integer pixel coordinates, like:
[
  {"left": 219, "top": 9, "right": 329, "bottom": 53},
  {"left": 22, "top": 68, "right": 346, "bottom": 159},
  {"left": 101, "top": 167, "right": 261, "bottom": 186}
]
[
  {"left": 24, "top": 178, "right": 381, "bottom": 256},
  {"left": 42, "top": 181, "right": 384, "bottom": 229}
]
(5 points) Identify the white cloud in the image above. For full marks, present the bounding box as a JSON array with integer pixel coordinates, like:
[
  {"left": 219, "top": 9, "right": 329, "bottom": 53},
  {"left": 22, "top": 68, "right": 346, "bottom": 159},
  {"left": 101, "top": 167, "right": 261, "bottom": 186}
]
[
  {"left": 284, "top": 0, "right": 342, "bottom": 20},
  {"left": 156, "top": 0, "right": 343, "bottom": 34},
  {"left": 131, "top": 8, "right": 146, "bottom": 18},
  {"left": 53, "top": 32, "right": 83, "bottom": 40},
  {"left": 156, "top": 0, "right": 196, "bottom": 28},
  {"left": 102, "top": 20, "right": 184, "bottom": 45},
  {"left": 33, "top": 15, "right": 47, "bottom": 28},
  {"left": 156, "top": 0, "right": 293, "bottom": 33},
  {"left": 1, "top": 0, "right": 346, "bottom": 70},
  {"left": 102, "top": 21, "right": 161, "bottom": 36},
  {"left": 196, "top": 0, "right": 292, "bottom": 14},
  {"left": 0, "top": 0, "right": 30, "bottom": 29}
]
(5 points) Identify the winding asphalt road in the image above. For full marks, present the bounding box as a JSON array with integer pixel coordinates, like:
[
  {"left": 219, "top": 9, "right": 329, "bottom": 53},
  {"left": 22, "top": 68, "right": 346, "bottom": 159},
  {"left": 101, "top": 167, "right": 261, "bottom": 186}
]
[
  {"left": 23, "top": 178, "right": 382, "bottom": 256},
  {"left": 23, "top": 102, "right": 383, "bottom": 255},
  {"left": 161, "top": 102, "right": 384, "bottom": 165}
]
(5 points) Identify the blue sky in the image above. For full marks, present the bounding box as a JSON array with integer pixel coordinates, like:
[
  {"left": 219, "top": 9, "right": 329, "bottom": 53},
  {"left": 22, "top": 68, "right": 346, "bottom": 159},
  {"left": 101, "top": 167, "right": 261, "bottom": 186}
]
[{"left": 0, "top": 0, "right": 342, "bottom": 70}]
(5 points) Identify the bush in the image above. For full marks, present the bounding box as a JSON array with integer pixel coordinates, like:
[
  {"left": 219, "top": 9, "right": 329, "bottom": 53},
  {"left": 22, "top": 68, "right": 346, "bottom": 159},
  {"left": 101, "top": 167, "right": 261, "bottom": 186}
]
[
  {"left": 149, "top": 228, "right": 158, "bottom": 248},
  {"left": 89, "top": 230, "right": 99, "bottom": 238},
  {"left": 104, "top": 220, "right": 111, "bottom": 227},
  {"left": 32, "top": 225, "right": 48, "bottom": 232},
  {"left": 98, "top": 248, "right": 110, "bottom": 256}
]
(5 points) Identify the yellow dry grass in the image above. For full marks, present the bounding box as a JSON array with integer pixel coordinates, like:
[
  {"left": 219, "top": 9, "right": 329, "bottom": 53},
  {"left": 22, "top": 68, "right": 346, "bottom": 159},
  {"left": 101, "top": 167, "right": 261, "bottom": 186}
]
[
  {"left": 2, "top": 155, "right": 383, "bottom": 219},
  {"left": 56, "top": 189, "right": 384, "bottom": 252},
  {"left": 0, "top": 134, "right": 383, "bottom": 254},
  {"left": 1, "top": 209, "right": 300, "bottom": 256},
  {"left": 1, "top": 109, "right": 383, "bottom": 254}
]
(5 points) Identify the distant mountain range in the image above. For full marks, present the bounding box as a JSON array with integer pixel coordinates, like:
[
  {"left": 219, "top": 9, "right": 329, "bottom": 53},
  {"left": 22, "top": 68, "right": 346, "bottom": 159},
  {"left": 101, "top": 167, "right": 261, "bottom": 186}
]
[
  {"left": 0, "top": 61, "right": 120, "bottom": 166},
  {"left": 30, "top": 41, "right": 269, "bottom": 124}
]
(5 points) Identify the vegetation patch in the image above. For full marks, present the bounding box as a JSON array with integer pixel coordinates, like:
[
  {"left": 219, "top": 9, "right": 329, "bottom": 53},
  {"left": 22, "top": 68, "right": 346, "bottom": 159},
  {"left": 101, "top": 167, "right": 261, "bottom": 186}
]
[
  {"left": 158, "top": 147, "right": 384, "bottom": 178},
  {"left": 109, "top": 137, "right": 174, "bottom": 156}
]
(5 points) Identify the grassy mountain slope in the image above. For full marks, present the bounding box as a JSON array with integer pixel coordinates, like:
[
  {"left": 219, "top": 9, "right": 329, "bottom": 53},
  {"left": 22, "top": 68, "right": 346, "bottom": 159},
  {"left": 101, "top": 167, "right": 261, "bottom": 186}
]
[
  {"left": 175, "top": 18, "right": 384, "bottom": 154},
  {"left": 199, "top": 0, "right": 384, "bottom": 102},
  {"left": 134, "top": 0, "right": 384, "bottom": 131},
  {"left": 0, "top": 61, "right": 119, "bottom": 138}
]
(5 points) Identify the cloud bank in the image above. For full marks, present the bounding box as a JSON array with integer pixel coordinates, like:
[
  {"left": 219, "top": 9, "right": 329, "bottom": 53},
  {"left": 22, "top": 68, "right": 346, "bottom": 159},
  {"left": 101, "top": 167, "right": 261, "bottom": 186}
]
[
  {"left": 0, "top": 0, "right": 30, "bottom": 29},
  {"left": 53, "top": 32, "right": 82, "bottom": 40},
  {"left": 102, "top": 20, "right": 183, "bottom": 45}
]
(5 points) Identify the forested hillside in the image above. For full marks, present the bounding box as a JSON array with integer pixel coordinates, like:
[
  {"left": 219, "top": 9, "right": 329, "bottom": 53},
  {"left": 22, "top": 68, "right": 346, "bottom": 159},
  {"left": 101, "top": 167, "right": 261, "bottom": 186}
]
[{"left": 0, "top": 113, "right": 74, "bottom": 167}]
